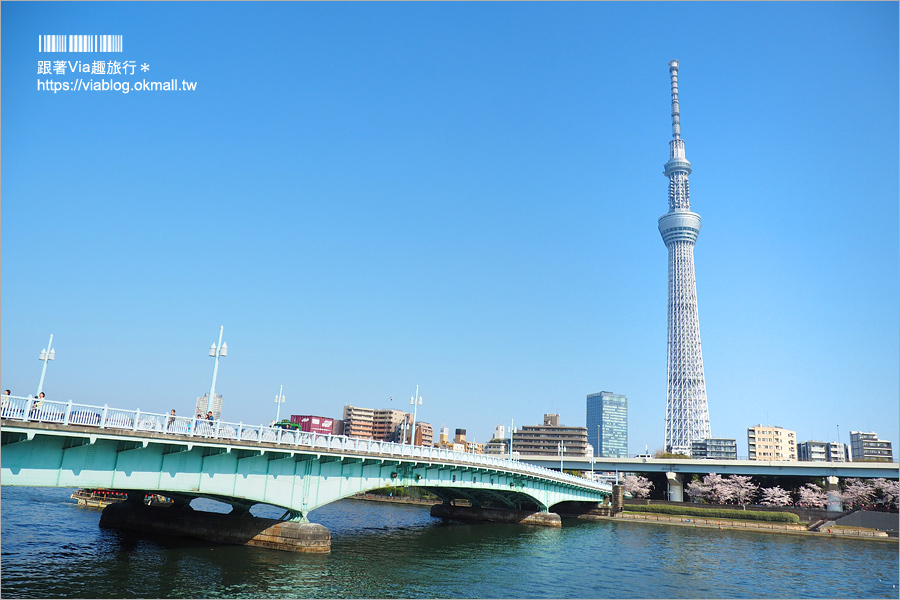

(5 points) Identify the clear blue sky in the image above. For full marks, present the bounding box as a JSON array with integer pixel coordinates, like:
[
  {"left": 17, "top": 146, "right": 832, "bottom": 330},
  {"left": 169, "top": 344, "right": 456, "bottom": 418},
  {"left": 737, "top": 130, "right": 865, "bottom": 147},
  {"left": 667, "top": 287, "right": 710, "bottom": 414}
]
[{"left": 3, "top": 2, "right": 897, "bottom": 456}]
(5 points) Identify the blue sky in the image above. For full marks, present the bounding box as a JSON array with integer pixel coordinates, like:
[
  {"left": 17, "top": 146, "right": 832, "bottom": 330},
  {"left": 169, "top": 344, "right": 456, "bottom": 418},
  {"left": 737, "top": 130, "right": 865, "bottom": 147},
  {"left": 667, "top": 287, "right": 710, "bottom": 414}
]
[{"left": 2, "top": 2, "right": 897, "bottom": 456}]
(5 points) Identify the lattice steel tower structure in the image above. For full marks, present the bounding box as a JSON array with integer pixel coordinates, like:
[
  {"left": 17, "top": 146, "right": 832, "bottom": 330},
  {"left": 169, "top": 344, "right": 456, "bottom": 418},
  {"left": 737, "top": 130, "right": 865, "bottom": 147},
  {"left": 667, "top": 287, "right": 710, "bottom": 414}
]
[{"left": 659, "top": 60, "right": 711, "bottom": 455}]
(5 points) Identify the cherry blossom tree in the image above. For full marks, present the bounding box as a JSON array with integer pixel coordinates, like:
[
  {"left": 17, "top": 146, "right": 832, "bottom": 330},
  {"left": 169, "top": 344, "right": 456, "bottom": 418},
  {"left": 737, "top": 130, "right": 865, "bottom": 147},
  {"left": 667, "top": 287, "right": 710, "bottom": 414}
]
[
  {"left": 760, "top": 485, "right": 792, "bottom": 506},
  {"left": 725, "top": 475, "right": 758, "bottom": 509},
  {"left": 686, "top": 479, "right": 706, "bottom": 502},
  {"left": 702, "top": 473, "right": 734, "bottom": 504},
  {"left": 796, "top": 483, "right": 827, "bottom": 508},
  {"left": 871, "top": 478, "right": 899, "bottom": 510},
  {"left": 622, "top": 474, "right": 654, "bottom": 499},
  {"left": 841, "top": 478, "right": 875, "bottom": 510}
]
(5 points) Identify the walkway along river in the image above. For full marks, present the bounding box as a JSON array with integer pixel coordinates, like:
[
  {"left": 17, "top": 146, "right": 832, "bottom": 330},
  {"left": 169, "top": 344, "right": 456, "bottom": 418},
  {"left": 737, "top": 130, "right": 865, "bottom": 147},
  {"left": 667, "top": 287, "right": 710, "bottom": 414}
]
[{"left": 1, "top": 486, "right": 897, "bottom": 599}]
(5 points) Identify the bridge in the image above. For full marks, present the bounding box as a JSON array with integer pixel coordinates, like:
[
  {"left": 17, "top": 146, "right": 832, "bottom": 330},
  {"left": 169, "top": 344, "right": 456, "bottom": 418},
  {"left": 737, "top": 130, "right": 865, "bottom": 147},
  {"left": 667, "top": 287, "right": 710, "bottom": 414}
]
[
  {"left": 0, "top": 395, "right": 612, "bottom": 551},
  {"left": 521, "top": 455, "right": 899, "bottom": 504},
  {"left": 525, "top": 456, "right": 899, "bottom": 479}
]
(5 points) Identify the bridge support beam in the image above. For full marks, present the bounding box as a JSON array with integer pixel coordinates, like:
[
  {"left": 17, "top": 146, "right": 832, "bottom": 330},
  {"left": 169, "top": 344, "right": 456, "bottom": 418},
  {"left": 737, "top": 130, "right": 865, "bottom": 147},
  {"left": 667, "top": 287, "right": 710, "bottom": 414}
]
[
  {"left": 99, "top": 502, "right": 330, "bottom": 553},
  {"left": 430, "top": 504, "right": 561, "bottom": 528},
  {"left": 666, "top": 472, "right": 684, "bottom": 502}
]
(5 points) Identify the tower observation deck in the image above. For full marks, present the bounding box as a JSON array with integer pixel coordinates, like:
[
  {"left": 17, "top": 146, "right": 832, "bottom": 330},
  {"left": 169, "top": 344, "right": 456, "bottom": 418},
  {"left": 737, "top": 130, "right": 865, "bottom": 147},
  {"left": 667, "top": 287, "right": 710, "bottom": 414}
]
[{"left": 659, "top": 60, "right": 711, "bottom": 455}]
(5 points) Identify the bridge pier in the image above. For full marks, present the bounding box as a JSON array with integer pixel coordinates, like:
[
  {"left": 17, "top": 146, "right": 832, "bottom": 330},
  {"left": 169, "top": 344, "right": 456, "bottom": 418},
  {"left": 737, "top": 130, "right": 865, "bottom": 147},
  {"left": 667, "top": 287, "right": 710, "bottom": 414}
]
[
  {"left": 99, "top": 502, "right": 330, "bottom": 552},
  {"left": 430, "top": 504, "right": 562, "bottom": 527},
  {"left": 825, "top": 476, "right": 842, "bottom": 513},
  {"left": 666, "top": 472, "right": 684, "bottom": 502}
]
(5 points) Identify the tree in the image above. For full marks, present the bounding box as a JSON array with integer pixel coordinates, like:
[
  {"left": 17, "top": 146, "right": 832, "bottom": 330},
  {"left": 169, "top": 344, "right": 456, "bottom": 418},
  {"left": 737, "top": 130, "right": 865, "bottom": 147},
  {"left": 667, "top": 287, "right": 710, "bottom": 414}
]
[
  {"left": 870, "top": 478, "right": 899, "bottom": 510},
  {"left": 702, "top": 473, "right": 733, "bottom": 504},
  {"left": 760, "top": 486, "right": 792, "bottom": 506},
  {"left": 622, "top": 474, "right": 654, "bottom": 499},
  {"left": 841, "top": 478, "right": 875, "bottom": 510},
  {"left": 796, "top": 483, "right": 827, "bottom": 508},
  {"left": 686, "top": 479, "right": 706, "bottom": 502},
  {"left": 725, "top": 475, "right": 758, "bottom": 509}
]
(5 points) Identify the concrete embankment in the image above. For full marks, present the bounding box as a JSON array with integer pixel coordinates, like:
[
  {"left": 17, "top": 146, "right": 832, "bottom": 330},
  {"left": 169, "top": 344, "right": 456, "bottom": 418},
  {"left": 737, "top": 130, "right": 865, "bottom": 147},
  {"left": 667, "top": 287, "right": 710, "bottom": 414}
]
[
  {"left": 100, "top": 502, "right": 331, "bottom": 552},
  {"left": 612, "top": 511, "right": 894, "bottom": 540}
]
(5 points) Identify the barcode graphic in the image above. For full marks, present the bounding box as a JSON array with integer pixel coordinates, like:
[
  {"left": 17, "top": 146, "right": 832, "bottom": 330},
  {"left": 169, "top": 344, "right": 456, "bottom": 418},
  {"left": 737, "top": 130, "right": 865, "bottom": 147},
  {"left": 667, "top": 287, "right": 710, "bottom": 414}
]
[{"left": 38, "top": 35, "right": 123, "bottom": 53}]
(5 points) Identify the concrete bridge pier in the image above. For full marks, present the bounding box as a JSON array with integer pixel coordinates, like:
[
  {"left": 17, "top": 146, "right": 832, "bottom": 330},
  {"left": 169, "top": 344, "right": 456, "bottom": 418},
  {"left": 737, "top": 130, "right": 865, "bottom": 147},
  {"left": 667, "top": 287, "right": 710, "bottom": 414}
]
[
  {"left": 666, "top": 472, "right": 684, "bottom": 502},
  {"left": 825, "top": 476, "right": 842, "bottom": 513},
  {"left": 99, "top": 501, "right": 331, "bottom": 553},
  {"left": 430, "top": 503, "right": 562, "bottom": 527}
]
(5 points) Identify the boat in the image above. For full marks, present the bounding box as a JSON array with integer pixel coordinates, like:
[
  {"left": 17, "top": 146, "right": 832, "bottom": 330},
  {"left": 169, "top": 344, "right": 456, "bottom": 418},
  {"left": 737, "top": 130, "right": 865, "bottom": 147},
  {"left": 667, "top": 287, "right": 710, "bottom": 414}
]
[{"left": 70, "top": 488, "right": 172, "bottom": 508}]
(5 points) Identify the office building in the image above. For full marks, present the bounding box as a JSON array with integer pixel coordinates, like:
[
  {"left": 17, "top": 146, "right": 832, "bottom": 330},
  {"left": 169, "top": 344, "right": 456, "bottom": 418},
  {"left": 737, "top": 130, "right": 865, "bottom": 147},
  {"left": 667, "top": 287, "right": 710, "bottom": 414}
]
[
  {"left": 586, "top": 391, "right": 628, "bottom": 458},
  {"left": 849, "top": 431, "right": 893, "bottom": 462},
  {"left": 747, "top": 425, "right": 797, "bottom": 461},
  {"left": 659, "top": 60, "right": 712, "bottom": 455},
  {"left": 493, "top": 424, "right": 507, "bottom": 440},
  {"left": 691, "top": 437, "right": 737, "bottom": 460},
  {"left": 512, "top": 414, "right": 589, "bottom": 457}
]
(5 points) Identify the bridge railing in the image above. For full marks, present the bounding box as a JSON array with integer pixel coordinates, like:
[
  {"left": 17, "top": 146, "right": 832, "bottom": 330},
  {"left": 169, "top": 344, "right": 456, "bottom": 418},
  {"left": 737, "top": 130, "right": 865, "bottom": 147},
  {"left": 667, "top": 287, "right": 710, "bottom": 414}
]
[{"left": 0, "top": 395, "right": 608, "bottom": 492}]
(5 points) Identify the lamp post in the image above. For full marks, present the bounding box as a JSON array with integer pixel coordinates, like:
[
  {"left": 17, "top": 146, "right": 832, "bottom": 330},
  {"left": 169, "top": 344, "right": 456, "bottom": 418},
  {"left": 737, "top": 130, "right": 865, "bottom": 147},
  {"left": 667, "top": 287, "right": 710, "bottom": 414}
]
[
  {"left": 409, "top": 386, "right": 422, "bottom": 445},
  {"left": 36, "top": 334, "right": 55, "bottom": 397},
  {"left": 274, "top": 385, "right": 285, "bottom": 423},
  {"left": 207, "top": 326, "right": 227, "bottom": 415},
  {"left": 558, "top": 441, "right": 565, "bottom": 472},
  {"left": 509, "top": 418, "right": 515, "bottom": 459},
  {"left": 597, "top": 424, "right": 601, "bottom": 459}
]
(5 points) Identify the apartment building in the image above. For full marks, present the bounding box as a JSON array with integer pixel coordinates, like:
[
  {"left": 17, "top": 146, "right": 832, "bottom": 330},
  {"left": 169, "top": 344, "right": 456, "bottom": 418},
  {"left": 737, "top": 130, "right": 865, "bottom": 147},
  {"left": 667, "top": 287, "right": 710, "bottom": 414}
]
[
  {"left": 849, "top": 431, "right": 893, "bottom": 462},
  {"left": 342, "top": 405, "right": 375, "bottom": 439},
  {"left": 747, "top": 425, "right": 796, "bottom": 461},
  {"left": 690, "top": 437, "right": 737, "bottom": 460},
  {"left": 512, "top": 414, "right": 589, "bottom": 457}
]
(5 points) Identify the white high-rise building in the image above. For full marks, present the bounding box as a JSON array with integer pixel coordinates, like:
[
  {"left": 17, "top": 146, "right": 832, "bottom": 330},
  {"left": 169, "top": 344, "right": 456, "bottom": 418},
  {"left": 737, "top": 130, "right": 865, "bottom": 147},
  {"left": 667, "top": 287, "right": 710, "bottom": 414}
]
[
  {"left": 659, "top": 60, "right": 712, "bottom": 455},
  {"left": 195, "top": 393, "right": 222, "bottom": 420},
  {"left": 493, "top": 424, "right": 506, "bottom": 440}
]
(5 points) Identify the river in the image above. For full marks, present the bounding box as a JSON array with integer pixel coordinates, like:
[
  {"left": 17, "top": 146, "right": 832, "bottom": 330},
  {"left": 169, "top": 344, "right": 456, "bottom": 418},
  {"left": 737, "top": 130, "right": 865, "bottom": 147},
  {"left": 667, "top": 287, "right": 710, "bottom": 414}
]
[{"left": 1, "top": 487, "right": 897, "bottom": 598}]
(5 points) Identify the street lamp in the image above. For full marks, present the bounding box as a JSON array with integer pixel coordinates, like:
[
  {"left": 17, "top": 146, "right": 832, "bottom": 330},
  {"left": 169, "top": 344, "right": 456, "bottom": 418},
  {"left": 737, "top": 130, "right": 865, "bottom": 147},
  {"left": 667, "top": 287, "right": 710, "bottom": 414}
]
[
  {"left": 597, "top": 424, "right": 601, "bottom": 459},
  {"left": 274, "top": 385, "right": 285, "bottom": 423},
  {"left": 558, "top": 441, "right": 565, "bottom": 472},
  {"left": 409, "top": 386, "right": 423, "bottom": 445},
  {"left": 207, "top": 326, "right": 227, "bottom": 415},
  {"left": 589, "top": 445, "right": 595, "bottom": 481},
  {"left": 36, "top": 334, "right": 55, "bottom": 397}
]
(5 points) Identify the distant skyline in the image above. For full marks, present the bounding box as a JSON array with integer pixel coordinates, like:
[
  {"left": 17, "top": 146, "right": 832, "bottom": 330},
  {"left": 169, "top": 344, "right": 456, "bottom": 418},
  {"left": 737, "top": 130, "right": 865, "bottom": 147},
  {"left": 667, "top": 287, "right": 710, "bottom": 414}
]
[{"left": 2, "top": 2, "right": 897, "bottom": 455}]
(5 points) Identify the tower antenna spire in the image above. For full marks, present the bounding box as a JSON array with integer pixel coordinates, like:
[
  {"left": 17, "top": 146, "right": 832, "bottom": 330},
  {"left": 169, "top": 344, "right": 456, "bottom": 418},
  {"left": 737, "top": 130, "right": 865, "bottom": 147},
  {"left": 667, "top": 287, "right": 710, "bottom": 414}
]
[{"left": 669, "top": 59, "right": 681, "bottom": 139}]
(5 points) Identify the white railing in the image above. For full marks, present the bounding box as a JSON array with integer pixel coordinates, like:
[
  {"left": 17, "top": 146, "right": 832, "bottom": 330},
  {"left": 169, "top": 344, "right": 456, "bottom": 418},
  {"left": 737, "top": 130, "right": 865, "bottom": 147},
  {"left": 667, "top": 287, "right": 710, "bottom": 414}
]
[{"left": 0, "top": 394, "right": 609, "bottom": 492}]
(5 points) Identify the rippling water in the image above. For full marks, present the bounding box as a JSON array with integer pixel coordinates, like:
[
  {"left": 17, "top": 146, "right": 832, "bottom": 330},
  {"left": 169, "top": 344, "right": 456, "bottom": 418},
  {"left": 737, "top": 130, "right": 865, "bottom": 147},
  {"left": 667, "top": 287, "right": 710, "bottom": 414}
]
[{"left": 1, "top": 487, "right": 897, "bottom": 598}]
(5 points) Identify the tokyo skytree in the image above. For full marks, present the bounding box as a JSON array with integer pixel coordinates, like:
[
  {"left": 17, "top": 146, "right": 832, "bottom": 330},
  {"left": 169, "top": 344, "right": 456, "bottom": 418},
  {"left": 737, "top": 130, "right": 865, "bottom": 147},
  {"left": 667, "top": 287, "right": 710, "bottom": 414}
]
[{"left": 659, "top": 60, "right": 711, "bottom": 455}]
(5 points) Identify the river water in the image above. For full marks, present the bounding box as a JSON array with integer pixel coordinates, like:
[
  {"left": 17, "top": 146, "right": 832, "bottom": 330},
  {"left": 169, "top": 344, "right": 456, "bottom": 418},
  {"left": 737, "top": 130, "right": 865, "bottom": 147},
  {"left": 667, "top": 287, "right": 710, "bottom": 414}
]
[{"left": 1, "top": 487, "right": 897, "bottom": 598}]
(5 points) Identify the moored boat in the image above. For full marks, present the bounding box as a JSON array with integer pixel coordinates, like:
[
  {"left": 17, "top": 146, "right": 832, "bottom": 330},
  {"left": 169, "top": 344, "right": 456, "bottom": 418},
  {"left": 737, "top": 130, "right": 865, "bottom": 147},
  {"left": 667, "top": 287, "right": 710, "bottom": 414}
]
[{"left": 70, "top": 488, "right": 172, "bottom": 508}]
